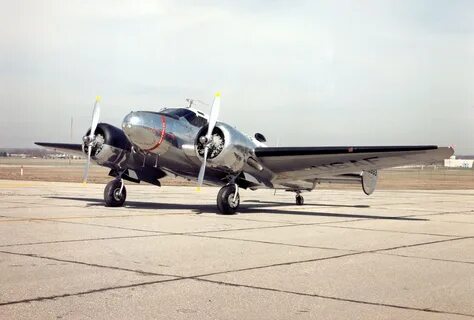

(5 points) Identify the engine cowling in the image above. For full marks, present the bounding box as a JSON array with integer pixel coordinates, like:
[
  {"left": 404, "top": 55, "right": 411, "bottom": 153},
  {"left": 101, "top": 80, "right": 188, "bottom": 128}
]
[
  {"left": 83, "top": 123, "right": 132, "bottom": 169},
  {"left": 195, "top": 123, "right": 254, "bottom": 173}
]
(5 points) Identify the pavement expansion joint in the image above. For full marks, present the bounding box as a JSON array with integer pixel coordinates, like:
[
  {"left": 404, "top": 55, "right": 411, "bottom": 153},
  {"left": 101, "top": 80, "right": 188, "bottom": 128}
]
[
  {"left": 0, "top": 278, "right": 182, "bottom": 307},
  {"left": 376, "top": 236, "right": 473, "bottom": 253},
  {"left": 0, "top": 234, "right": 164, "bottom": 248},
  {"left": 376, "top": 252, "right": 474, "bottom": 265},
  {"left": 406, "top": 209, "right": 474, "bottom": 218},
  {"left": 185, "top": 233, "right": 358, "bottom": 252},
  {"left": 0, "top": 250, "right": 179, "bottom": 278},
  {"left": 192, "top": 278, "right": 474, "bottom": 318},
  {"left": 188, "top": 236, "right": 474, "bottom": 279},
  {"left": 3, "top": 248, "right": 471, "bottom": 318},
  {"left": 317, "top": 224, "right": 461, "bottom": 238}
]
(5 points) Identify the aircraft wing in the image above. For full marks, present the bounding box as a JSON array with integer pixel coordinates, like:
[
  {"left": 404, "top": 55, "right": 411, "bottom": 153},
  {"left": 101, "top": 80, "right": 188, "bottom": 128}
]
[
  {"left": 35, "top": 142, "right": 84, "bottom": 157},
  {"left": 254, "top": 145, "right": 453, "bottom": 182}
]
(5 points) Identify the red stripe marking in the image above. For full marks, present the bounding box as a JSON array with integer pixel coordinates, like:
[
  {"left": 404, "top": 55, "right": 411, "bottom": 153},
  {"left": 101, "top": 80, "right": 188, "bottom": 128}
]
[{"left": 144, "top": 115, "right": 166, "bottom": 152}]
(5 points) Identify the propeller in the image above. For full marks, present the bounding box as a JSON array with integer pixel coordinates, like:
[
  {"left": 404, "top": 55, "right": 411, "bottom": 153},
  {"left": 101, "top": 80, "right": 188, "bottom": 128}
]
[
  {"left": 82, "top": 96, "right": 101, "bottom": 184},
  {"left": 197, "top": 92, "right": 221, "bottom": 190}
]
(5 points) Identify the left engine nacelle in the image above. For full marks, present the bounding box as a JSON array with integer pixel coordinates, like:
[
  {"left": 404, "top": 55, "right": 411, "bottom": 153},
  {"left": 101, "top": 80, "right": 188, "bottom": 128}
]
[
  {"left": 195, "top": 123, "right": 254, "bottom": 173},
  {"left": 83, "top": 123, "right": 132, "bottom": 169}
]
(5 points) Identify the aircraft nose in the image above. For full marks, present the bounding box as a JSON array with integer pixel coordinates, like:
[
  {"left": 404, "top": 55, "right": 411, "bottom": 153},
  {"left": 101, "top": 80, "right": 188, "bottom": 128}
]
[
  {"left": 122, "top": 111, "right": 165, "bottom": 152},
  {"left": 122, "top": 112, "right": 143, "bottom": 130}
]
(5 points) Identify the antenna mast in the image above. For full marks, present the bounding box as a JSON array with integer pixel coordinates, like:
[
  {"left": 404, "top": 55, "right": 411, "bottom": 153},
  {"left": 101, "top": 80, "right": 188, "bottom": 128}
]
[
  {"left": 186, "top": 98, "right": 194, "bottom": 108},
  {"left": 185, "top": 98, "right": 209, "bottom": 109}
]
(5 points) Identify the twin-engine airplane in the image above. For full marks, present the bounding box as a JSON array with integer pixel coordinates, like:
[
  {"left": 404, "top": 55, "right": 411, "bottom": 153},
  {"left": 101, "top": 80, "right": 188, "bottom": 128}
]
[{"left": 36, "top": 93, "right": 454, "bottom": 214}]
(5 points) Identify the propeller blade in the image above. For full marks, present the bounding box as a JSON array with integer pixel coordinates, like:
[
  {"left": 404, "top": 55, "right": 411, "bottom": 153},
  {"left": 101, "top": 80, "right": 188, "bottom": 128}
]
[
  {"left": 89, "top": 96, "right": 101, "bottom": 139},
  {"left": 196, "top": 92, "right": 220, "bottom": 191},
  {"left": 197, "top": 92, "right": 221, "bottom": 191},
  {"left": 205, "top": 92, "right": 220, "bottom": 141},
  {"left": 197, "top": 146, "right": 209, "bottom": 190},
  {"left": 82, "top": 144, "right": 92, "bottom": 184},
  {"left": 83, "top": 96, "right": 101, "bottom": 185}
]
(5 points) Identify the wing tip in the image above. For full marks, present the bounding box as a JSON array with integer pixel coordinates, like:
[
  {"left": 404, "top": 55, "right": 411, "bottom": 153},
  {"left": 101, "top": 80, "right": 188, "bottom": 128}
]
[
  {"left": 34, "top": 142, "right": 84, "bottom": 153},
  {"left": 35, "top": 142, "right": 59, "bottom": 148}
]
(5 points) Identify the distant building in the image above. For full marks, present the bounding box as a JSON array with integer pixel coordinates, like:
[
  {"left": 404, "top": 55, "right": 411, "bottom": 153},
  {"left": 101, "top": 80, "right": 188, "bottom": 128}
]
[
  {"left": 444, "top": 156, "right": 474, "bottom": 169},
  {"left": 9, "top": 153, "right": 27, "bottom": 158}
]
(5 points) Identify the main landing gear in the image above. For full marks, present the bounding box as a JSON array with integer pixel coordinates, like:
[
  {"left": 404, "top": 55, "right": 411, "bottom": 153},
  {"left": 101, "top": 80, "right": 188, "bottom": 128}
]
[
  {"left": 104, "top": 179, "right": 127, "bottom": 207},
  {"left": 295, "top": 192, "right": 304, "bottom": 206},
  {"left": 102, "top": 180, "right": 303, "bottom": 213},
  {"left": 217, "top": 184, "right": 240, "bottom": 215}
]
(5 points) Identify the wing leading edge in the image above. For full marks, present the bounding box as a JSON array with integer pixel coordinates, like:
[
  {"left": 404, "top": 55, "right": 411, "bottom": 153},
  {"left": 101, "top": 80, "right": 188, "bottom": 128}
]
[
  {"left": 255, "top": 145, "right": 453, "bottom": 181},
  {"left": 35, "top": 142, "right": 84, "bottom": 157}
]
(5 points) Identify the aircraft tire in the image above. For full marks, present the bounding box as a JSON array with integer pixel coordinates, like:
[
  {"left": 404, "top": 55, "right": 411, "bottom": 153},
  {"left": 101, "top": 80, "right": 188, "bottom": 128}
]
[
  {"left": 296, "top": 194, "right": 304, "bottom": 206},
  {"left": 217, "top": 185, "right": 240, "bottom": 215},
  {"left": 104, "top": 180, "right": 127, "bottom": 207}
]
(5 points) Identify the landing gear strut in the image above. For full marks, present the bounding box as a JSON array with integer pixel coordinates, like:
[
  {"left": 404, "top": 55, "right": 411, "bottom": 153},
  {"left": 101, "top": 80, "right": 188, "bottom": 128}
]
[
  {"left": 104, "top": 179, "right": 127, "bottom": 207},
  {"left": 217, "top": 184, "right": 240, "bottom": 215},
  {"left": 295, "top": 192, "right": 304, "bottom": 206}
]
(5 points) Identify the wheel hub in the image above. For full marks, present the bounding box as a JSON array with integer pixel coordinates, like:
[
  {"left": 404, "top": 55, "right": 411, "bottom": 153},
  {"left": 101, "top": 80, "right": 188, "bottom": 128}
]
[
  {"left": 227, "top": 193, "right": 240, "bottom": 208},
  {"left": 113, "top": 188, "right": 122, "bottom": 201}
]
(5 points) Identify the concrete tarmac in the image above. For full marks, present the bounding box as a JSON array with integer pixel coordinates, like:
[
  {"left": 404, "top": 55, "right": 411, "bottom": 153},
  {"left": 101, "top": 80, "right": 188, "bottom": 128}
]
[{"left": 0, "top": 180, "right": 473, "bottom": 319}]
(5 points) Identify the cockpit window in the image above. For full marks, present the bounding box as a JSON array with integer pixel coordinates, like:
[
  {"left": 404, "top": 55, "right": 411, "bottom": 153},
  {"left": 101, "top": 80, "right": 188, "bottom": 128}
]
[
  {"left": 160, "top": 108, "right": 208, "bottom": 127},
  {"left": 160, "top": 108, "right": 194, "bottom": 118}
]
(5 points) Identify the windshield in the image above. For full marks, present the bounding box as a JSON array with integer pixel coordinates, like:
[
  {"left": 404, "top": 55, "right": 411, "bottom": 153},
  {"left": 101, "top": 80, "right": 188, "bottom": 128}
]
[
  {"left": 160, "top": 108, "right": 194, "bottom": 118},
  {"left": 160, "top": 108, "right": 207, "bottom": 127}
]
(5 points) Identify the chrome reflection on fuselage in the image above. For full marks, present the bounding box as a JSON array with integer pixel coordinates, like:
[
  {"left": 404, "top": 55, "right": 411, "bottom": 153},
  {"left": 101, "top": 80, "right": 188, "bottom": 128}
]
[
  {"left": 123, "top": 111, "right": 165, "bottom": 152},
  {"left": 121, "top": 108, "right": 267, "bottom": 185},
  {"left": 122, "top": 109, "right": 208, "bottom": 178}
]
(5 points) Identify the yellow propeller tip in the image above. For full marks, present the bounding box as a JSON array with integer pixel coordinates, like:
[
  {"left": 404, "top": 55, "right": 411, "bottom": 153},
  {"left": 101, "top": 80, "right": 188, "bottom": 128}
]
[
  {"left": 196, "top": 187, "right": 201, "bottom": 192},
  {"left": 215, "top": 92, "right": 221, "bottom": 97},
  {"left": 95, "top": 96, "right": 102, "bottom": 102}
]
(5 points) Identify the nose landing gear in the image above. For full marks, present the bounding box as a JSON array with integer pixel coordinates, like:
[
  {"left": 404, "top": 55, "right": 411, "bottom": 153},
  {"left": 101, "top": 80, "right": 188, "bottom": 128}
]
[
  {"left": 217, "top": 184, "right": 240, "bottom": 215},
  {"left": 104, "top": 179, "right": 127, "bottom": 207}
]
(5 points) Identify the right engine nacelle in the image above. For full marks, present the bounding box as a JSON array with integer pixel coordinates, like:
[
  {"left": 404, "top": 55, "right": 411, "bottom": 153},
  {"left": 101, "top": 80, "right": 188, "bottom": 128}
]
[{"left": 195, "top": 123, "right": 255, "bottom": 173}]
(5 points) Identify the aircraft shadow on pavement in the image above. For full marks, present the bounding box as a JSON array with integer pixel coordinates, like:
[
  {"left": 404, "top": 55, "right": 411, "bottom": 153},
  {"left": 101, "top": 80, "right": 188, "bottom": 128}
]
[
  {"left": 244, "top": 200, "right": 371, "bottom": 209},
  {"left": 46, "top": 196, "right": 426, "bottom": 221}
]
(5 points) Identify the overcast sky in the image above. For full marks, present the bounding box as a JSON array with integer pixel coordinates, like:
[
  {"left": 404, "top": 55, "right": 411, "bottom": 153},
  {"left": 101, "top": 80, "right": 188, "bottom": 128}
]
[{"left": 1, "top": 0, "right": 473, "bottom": 153}]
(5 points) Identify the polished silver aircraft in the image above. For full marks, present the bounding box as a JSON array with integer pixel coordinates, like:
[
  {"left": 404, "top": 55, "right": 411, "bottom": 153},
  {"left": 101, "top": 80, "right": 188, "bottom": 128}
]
[{"left": 36, "top": 93, "right": 454, "bottom": 214}]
